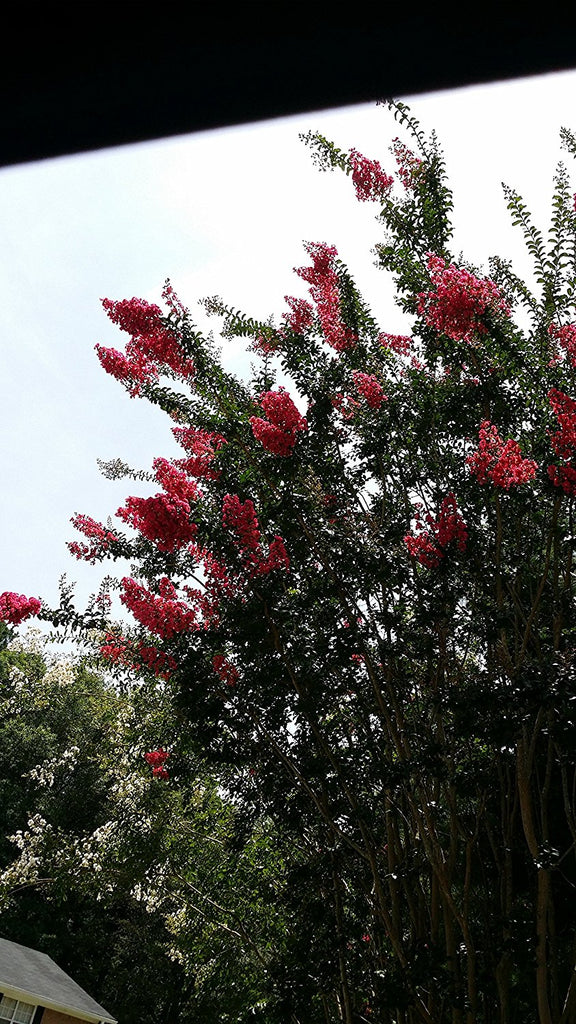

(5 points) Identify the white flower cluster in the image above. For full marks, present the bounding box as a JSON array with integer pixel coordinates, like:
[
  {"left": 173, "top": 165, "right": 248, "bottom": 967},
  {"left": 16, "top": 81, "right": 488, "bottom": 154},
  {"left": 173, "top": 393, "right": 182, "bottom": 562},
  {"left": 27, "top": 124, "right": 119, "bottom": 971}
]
[
  {"left": 25, "top": 746, "right": 80, "bottom": 788},
  {"left": 0, "top": 815, "right": 55, "bottom": 900},
  {"left": 42, "top": 660, "right": 77, "bottom": 688}
]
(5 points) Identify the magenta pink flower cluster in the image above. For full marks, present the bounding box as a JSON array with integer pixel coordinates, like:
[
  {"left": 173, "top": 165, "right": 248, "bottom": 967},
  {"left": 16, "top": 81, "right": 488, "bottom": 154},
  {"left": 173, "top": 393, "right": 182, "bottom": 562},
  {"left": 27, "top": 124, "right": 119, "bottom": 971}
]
[
  {"left": 348, "top": 149, "right": 394, "bottom": 203},
  {"left": 296, "top": 242, "right": 357, "bottom": 352},
  {"left": 144, "top": 748, "right": 169, "bottom": 781},
  {"left": 212, "top": 654, "right": 240, "bottom": 687},
  {"left": 417, "top": 254, "right": 511, "bottom": 344},
  {"left": 548, "top": 323, "right": 576, "bottom": 368},
  {"left": 116, "top": 492, "right": 197, "bottom": 553},
  {"left": 0, "top": 591, "right": 41, "bottom": 625},
  {"left": 250, "top": 333, "right": 281, "bottom": 357},
  {"left": 250, "top": 388, "right": 308, "bottom": 456},
  {"left": 68, "top": 513, "right": 118, "bottom": 564},
  {"left": 404, "top": 494, "right": 468, "bottom": 569},
  {"left": 95, "top": 294, "right": 194, "bottom": 396},
  {"left": 222, "top": 494, "right": 290, "bottom": 576},
  {"left": 379, "top": 332, "right": 413, "bottom": 357},
  {"left": 282, "top": 296, "right": 315, "bottom": 335},
  {"left": 547, "top": 388, "right": 576, "bottom": 495},
  {"left": 352, "top": 371, "right": 387, "bottom": 409},
  {"left": 100, "top": 632, "right": 177, "bottom": 680},
  {"left": 120, "top": 576, "right": 198, "bottom": 639},
  {"left": 391, "top": 138, "right": 423, "bottom": 190},
  {"left": 172, "top": 426, "right": 227, "bottom": 479},
  {"left": 153, "top": 457, "right": 201, "bottom": 502},
  {"left": 467, "top": 421, "right": 537, "bottom": 489},
  {"left": 331, "top": 392, "right": 360, "bottom": 421}
]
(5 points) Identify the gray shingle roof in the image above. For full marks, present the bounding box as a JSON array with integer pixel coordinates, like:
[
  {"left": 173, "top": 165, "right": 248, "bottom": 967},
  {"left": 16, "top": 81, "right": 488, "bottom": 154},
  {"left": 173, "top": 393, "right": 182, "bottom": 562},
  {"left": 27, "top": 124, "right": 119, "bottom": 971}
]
[{"left": 0, "top": 938, "right": 116, "bottom": 1022}]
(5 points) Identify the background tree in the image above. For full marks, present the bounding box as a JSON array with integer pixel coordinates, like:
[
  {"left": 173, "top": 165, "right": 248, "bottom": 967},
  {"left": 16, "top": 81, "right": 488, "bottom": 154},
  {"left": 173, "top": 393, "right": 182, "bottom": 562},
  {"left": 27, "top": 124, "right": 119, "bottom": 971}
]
[
  {"left": 5, "top": 100, "right": 576, "bottom": 1023},
  {"left": 0, "top": 625, "right": 303, "bottom": 1023}
]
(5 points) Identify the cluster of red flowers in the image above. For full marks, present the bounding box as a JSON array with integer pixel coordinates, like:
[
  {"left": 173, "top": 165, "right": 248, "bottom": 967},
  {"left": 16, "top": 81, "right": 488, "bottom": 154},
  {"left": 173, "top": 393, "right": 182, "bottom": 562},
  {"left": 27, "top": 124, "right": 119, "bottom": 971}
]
[
  {"left": 391, "top": 138, "right": 423, "bottom": 190},
  {"left": 282, "top": 296, "right": 315, "bottom": 334},
  {"left": 0, "top": 592, "right": 41, "bottom": 626},
  {"left": 94, "top": 346, "right": 158, "bottom": 396},
  {"left": 95, "top": 296, "right": 194, "bottom": 397},
  {"left": 212, "top": 654, "right": 240, "bottom": 687},
  {"left": 189, "top": 543, "right": 234, "bottom": 601},
  {"left": 222, "top": 494, "right": 290, "bottom": 575},
  {"left": 99, "top": 633, "right": 177, "bottom": 680},
  {"left": 68, "top": 513, "right": 118, "bottom": 564},
  {"left": 547, "top": 388, "right": 576, "bottom": 495},
  {"left": 379, "top": 332, "right": 412, "bottom": 357},
  {"left": 348, "top": 149, "right": 394, "bottom": 203},
  {"left": 467, "top": 421, "right": 537, "bottom": 489},
  {"left": 331, "top": 392, "right": 360, "bottom": 421},
  {"left": 250, "top": 387, "right": 308, "bottom": 456},
  {"left": 153, "top": 457, "right": 201, "bottom": 502},
  {"left": 172, "top": 426, "right": 226, "bottom": 479},
  {"left": 296, "top": 242, "right": 357, "bottom": 352},
  {"left": 352, "top": 371, "right": 387, "bottom": 409},
  {"left": 120, "top": 577, "right": 197, "bottom": 638},
  {"left": 116, "top": 492, "right": 197, "bottom": 553},
  {"left": 222, "top": 494, "right": 261, "bottom": 552},
  {"left": 161, "top": 279, "right": 188, "bottom": 318},
  {"left": 250, "top": 333, "right": 281, "bottom": 357},
  {"left": 417, "top": 254, "right": 510, "bottom": 344},
  {"left": 548, "top": 323, "right": 576, "bottom": 367},
  {"left": 404, "top": 494, "right": 468, "bottom": 569},
  {"left": 144, "top": 748, "right": 169, "bottom": 780}
]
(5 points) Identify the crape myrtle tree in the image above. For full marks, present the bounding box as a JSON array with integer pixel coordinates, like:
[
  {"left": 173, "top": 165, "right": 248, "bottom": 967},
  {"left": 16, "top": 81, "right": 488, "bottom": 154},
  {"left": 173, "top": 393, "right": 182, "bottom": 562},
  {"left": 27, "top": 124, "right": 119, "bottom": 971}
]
[{"left": 5, "top": 99, "right": 576, "bottom": 1022}]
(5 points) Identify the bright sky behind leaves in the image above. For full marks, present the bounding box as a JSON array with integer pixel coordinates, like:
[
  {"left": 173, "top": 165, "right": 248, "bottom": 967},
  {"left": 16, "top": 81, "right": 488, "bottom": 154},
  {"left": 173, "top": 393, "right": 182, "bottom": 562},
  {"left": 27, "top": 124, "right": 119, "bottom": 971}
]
[{"left": 3, "top": 68, "right": 576, "bottom": 618}]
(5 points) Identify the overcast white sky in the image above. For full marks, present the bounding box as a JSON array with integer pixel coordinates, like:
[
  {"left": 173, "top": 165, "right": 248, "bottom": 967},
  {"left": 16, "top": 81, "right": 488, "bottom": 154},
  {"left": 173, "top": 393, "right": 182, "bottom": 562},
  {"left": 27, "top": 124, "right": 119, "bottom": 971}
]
[{"left": 3, "top": 68, "right": 576, "bottom": 618}]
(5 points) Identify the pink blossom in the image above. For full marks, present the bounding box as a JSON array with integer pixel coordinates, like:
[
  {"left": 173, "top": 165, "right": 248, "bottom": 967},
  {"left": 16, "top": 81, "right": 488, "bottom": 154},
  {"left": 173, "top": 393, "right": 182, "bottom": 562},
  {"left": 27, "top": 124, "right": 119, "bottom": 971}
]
[
  {"left": 379, "top": 332, "right": 412, "bottom": 357},
  {"left": 172, "top": 427, "right": 226, "bottom": 479},
  {"left": 250, "top": 387, "right": 308, "bottom": 456},
  {"left": 222, "top": 494, "right": 261, "bottom": 553},
  {"left": 467, "top": 421, "right": 537, "bottom": 490},
  {"left": 392, "top": 138, "right": 423, "bottom": 190},
  {"left": 283, "top": 296, "right": 314, "bottom": 334},
  {"left": 212, "top": 655, "right": 240, "bottom": 686},
  {"left": 68, "top": 513, "right": 118, "bottom": 564},
  {"left": 222, "top": 495, "right": 290, "bottom": 576},
  {"left": 161, "top": 280, "right": 188, "bottom": 318},
  {"left": 352, "top": 371, "right": 387, "bottom": 409},
  {"left": 261, "top": 536, "right": 290, "bottom": 573},
  {"left": 100, "top": 634, "right": 176, "bottom": 680},
  {"left": 116, "top": 493, "right": 197, "bottom": 552},
  {"left": 296, "top": 242, "right": 357, "bottom": 352},
  {"left": 120, "top": 577, "right": 197, "bottom": 638},
  {"left": 348, "top": 149, "right": 393, "bottom": 202},
  {"left": 417, "top": 254, "right": 510, "bottom": 344},
  {"left": 0, "top": 592, "right": 41, "bottom": 625},
  {"left": 404, "top": 494, "right": 468, "bottom": 568},
  {"left": 98, "top": 295, "right": 194, "bottom": 391},
  {"left": 547, "top": 389, "right": 576, "bottom": 495},
  {"left": 145, "top": 748, "right": 169, "bottom": 780},
  {"left": 102, "top": 296, "right": 164, "bottom": 336},
  {"left": 548, "top": 323, "right": 576, "bottom": 367},
  {"left": 250, "top": 333, "right": 281, "bottom": 356},
  {"left": 331, "top": 392, "right": 361, "bottom": 421},
  {"left": 152, "top": 457, "right": 201, "bottom": 502},
  {"left": 94, "top": 344, "right": 158, "bottom": 397}
]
